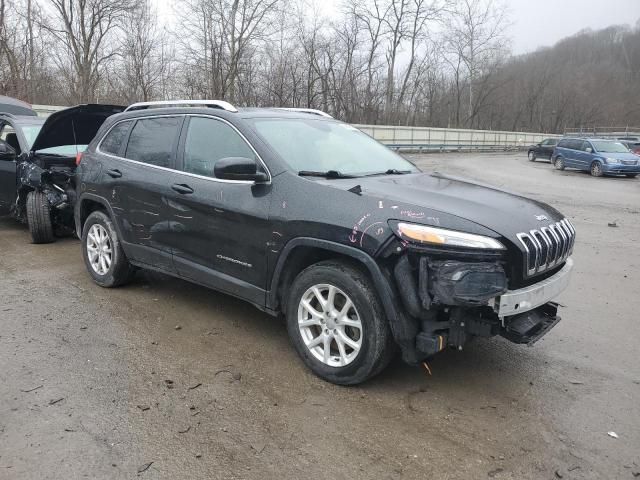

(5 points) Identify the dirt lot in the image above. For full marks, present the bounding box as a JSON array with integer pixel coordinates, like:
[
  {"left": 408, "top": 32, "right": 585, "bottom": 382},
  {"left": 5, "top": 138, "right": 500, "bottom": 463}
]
[{"left": 1, "top": 152, "right": 639, "bottom": 480}]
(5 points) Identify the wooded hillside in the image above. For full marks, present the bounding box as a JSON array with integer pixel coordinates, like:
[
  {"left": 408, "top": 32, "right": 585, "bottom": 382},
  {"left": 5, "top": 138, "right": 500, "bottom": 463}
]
[{"left": 1, "top": 0, "right": 639, "bottom": 133}]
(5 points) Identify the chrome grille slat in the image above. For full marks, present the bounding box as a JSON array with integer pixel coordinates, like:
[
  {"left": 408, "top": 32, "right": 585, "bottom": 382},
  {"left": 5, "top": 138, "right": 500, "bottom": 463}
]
[{"left": 516, "top": 218, "right": 576, "bottom": 277}]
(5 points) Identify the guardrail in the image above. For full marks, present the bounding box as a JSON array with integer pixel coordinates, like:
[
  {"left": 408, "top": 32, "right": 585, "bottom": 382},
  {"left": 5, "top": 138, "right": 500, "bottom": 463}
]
[
  {"left": 564, "top": 127, "right": 640, "bottom": 139},
  {"left": 32, "top": 104, "right": 558, "bottom": 152},
  {"left": 354, "top": 124, "right": 560, "bottom": 152}
]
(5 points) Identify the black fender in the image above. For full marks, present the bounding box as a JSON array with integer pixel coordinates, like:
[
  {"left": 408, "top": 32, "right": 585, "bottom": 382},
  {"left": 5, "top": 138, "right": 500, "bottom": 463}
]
[{"left": 267, "top": 237, "right": 403, "bottom": 328}]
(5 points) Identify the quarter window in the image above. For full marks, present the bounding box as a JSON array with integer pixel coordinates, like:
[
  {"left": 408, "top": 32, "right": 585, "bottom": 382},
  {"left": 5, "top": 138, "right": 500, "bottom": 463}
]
[
  {"left": 183, "top": 117, "right": 257, "bottom": 178},
  {"left": 100, "top": 121, "right": 131, "bottom": 156},
  {"left": 125, "top": 117, "right": 182, "bottom": 168}
]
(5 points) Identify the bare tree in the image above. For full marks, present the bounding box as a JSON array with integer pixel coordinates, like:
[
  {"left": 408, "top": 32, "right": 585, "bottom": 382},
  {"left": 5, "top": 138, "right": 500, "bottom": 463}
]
[
  {"left": 43, "top": 0, "right": 137, "bottom": 103},
  {"left": 113, "top": 1, "right": 171, "bottom": 103},
  {"left": 444, "top": 0, "right": 509, "bottom": 126}
]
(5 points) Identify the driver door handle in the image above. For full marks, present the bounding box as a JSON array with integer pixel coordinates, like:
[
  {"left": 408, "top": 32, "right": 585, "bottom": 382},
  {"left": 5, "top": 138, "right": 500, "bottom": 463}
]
[
  {"left": 106, "top": 169, "right": 122, "bottom": 178},
  {"left": 171, "top": 183, "right": 194, "bottom": 195}
]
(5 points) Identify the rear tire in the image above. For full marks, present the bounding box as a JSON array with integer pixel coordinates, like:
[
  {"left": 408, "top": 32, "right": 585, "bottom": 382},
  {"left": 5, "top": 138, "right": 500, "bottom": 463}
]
[
  {"left": 590, "top": 161, "right": 603, "bottom": 177},
  {"left": 528, "top": 151, "right": 536, "bottom": 162},
  {"left": 554, "top": 157, "right": 565, "bottom": 170},
  {"left": 81, "top": 210, "right": 135, "bottom": 287},
  {"left": 26, "top": 191, "right": 55, "bottom": 244},
  {"left": 286, "top": 260, "right": 395, "bottom": 385}
]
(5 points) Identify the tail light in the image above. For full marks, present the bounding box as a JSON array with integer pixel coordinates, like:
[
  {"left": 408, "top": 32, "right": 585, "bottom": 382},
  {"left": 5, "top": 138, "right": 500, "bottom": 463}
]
[{"left": 75, "top": 152, "right": 83, "bottom": 166}]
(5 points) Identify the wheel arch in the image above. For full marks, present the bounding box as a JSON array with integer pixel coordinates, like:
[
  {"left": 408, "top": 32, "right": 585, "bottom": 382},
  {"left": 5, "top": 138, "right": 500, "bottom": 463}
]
[
  {"left": 75, "top": 193, "right": 120, "bottom": 239},
  {"left": 268, "top": 238, "right": 400, "bottom": 326}
]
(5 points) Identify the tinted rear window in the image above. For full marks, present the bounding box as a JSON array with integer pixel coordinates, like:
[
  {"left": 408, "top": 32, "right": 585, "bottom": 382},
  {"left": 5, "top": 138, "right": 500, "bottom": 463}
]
[
  {"left": 100, "top": 121, "right": 132, "bottom": 155},
  {"left": 125, "top": 117, "right": 181, "bottom": 168},
  {"left": 557, "top": 139, "right": 570, "bottom": 148}
]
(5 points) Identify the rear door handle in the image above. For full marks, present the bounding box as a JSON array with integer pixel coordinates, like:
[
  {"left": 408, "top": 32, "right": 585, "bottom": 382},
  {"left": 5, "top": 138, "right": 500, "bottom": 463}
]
[
  {"left": 171, "top": 183, "right": 194, "bottom": 195},
  {"left": 106, "top": 169, "right": 122, "bottom": 178}
]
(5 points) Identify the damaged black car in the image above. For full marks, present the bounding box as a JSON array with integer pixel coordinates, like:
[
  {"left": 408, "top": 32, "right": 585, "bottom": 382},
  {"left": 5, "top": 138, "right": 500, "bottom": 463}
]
[
  {"left": 74, "top": 101, "right": 575, "bottom": 385},
  {"left": 0, "top": 104, "right": 123, "bottom": 243}
]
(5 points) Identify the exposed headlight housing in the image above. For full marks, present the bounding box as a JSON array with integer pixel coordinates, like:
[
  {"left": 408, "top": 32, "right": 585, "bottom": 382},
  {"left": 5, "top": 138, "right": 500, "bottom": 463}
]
[{"left": 396, "top": 222, "right": 505, "bottom": 250}]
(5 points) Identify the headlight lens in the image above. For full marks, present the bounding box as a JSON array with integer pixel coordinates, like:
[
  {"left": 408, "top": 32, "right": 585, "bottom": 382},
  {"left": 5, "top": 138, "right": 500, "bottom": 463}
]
[
  {"left": 604, "top": 158, "right": 618, "bottom": 164},
  {"left": 396, "top": 222, "right": 505, "bottom": 250}
]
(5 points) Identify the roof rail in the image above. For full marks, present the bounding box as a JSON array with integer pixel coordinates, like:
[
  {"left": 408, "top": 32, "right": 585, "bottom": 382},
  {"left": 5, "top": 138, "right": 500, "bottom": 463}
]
[
  {"left": 276, "top": 108, "right": 333, "bottom": 119},
  {"left": 125, "top": 100, "right": 238, "bottom": 113}
]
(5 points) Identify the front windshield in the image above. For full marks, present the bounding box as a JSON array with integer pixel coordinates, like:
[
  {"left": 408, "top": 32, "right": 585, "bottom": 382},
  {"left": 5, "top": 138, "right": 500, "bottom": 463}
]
[
  {"left": 21, "top": 125, "right": 42, "bottom": 149},
  {"left": 591, "top": 141, "right": 630, "bottom": 153},
  {"left": 249, "top": 118, "right": 419, "bottom": 176}
]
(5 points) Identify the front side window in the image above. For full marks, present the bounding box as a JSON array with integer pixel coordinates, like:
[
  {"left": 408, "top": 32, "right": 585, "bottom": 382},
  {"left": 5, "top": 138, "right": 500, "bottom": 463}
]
[
  {"left": 183, "top": 117, "right": 257, "bottom": 178},
  {"left": 100, "top": 121, "right": 132, "bottom": 156},
  {"left": 249, "top": 118, "right": 418, "bottom": 176},
  {"left": 125, "top": 116, "right": 182, "bottom": 168}
]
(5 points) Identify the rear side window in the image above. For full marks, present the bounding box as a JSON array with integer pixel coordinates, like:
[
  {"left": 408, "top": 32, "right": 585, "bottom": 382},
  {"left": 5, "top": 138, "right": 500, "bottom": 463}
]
[
  {"left": 557, "top": 139, "right": 569, "bottom": 148},
  {"left": 100, "top": 121, "right": 131, "bottom": 156},
  {"left": 566, "top": 139, "right": 581, "bottom": 150},
  {"left": 125, "top": 117, "right": 182, "bottom": 168},
  {"left": 182, "top": 116, "right": 257, "bottom": 178}
]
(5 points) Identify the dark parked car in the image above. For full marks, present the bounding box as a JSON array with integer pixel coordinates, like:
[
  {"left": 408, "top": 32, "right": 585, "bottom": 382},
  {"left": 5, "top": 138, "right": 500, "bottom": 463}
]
[
  {"left": 552, "top": 138, "right": 640, "bottom": 177},
  {"left": 0, "top": 104, "right": 123, "bottom": 242},
  {"left": 527, "top": 138, "right": 559, "bottom": 162},
  {"left": 75, "top": 100, "right": 576, "bottom": 385}
]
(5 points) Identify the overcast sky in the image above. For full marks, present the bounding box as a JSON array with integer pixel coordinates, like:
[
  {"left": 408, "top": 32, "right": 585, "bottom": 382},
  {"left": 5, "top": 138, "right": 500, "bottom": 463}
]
[
  {"left": 507, "top": 0, "right": 640, "bottom": 53},
  {"left": 154, "top": 0, "right": 640, "bottom": 55}
]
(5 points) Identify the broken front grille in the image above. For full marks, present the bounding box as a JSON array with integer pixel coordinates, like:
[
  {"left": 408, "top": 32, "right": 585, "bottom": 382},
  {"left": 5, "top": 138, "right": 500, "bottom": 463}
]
[{"left": 517, "top": 219, "right": 575, "bottom": 277}]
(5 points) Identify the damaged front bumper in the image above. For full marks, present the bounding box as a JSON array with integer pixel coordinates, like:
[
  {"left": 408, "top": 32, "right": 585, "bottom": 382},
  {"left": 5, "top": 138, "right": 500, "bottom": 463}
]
[
  {"left": 495, "top": 259, "right": 573, "bottom": 317},
  {"left": 387, "top": 248, "right": 573, "bottom": 363}
]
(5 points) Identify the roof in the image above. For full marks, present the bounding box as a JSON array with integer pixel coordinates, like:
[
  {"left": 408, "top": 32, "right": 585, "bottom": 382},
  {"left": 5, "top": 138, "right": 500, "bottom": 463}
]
[
  {"left": 0, "top": 113, "right": 45, "bottom": 124},
  {"left": 0, "top": 95, "right": 38, "bottom": 116},
  {"left": 108, "top": 106, "right": 338, "bottom": 123}
]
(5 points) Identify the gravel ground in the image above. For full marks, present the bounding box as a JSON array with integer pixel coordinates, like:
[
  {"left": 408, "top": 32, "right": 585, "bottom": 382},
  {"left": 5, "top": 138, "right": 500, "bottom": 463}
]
[{"left": 1, "top": 152, "right": 639, "bottom": 479}]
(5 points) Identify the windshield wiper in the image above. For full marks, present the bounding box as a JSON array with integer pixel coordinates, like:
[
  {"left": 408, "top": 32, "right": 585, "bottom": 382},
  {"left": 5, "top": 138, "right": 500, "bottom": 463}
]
[
  {"left": 362, "top": 169, "right": 414, "bottom": 177},
  {"left": 298, "top": 170, "right": 356, "bottom": 179}
]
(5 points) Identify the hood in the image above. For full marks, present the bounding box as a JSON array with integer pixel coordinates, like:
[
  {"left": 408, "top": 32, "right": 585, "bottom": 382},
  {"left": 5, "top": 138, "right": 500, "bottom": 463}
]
[
  {"left": 320, "top": 172, "right": 564, "bottom": 241},
  {"left": 0, "top": 95, "right": 37, "bottom": 116},
  {"left": 599, "top": 151, "right": 640, "bottom": 161},
  {"left": 30, "top": 104, "right": 124, "bottom": 152}
]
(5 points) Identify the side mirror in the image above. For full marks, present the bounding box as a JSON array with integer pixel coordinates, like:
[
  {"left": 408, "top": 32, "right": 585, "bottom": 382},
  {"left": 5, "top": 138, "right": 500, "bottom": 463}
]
[
  {"left": 214, "top": 157, "right": 268, "bottom": 182},
  {"left": 0, "top": 140, "right": 16, "bottom": 160},
  {"left": 585, "top": 147, "right": 593, "bottom": 154}
]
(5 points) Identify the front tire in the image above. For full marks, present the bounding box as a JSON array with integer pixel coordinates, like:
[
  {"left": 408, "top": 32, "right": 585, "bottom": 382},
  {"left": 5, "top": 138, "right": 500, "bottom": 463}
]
[
  {"left": 528, "top": 151, "right": 536, "bottom": 162},
  {"left": 554, "top": 156, "right": 565, "bottom": 170},
  {"left": 590, "top": 161, "right": 603, "bottom": 177},
  {"left": 81, "top": 210, "right": 135, "bottom": 287},
  {"left": 26, "top": 191, "right": 55, "bottom": 244},
  {"left": 286, "top": 260, "right": 395, "bottom": 385}
]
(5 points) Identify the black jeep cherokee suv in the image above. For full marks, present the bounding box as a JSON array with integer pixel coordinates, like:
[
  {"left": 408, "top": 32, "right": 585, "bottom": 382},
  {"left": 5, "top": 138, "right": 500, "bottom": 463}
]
[{"left": 74, "top": 100, "right": 575, "bottom": 385}]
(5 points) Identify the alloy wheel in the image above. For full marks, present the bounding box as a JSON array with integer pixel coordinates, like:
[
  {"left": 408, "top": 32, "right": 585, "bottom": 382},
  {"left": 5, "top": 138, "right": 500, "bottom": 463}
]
[
  {"left": 591, "top": 162, "right": 602, "bottom": 177},
  {"left": 86, "top": 224, "right": 113, "bottom": 275},
  {"left": 297, "top": 284, "right": 363, "bottom": 367}
]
